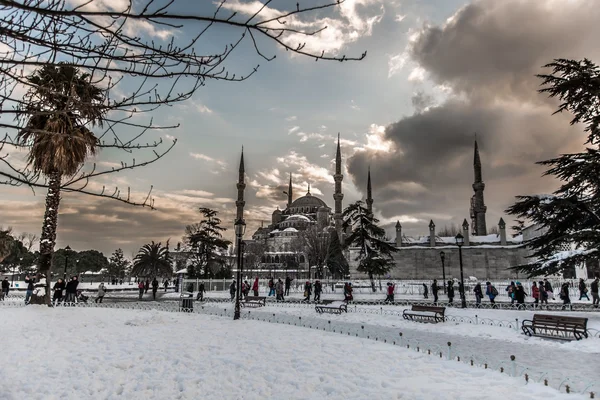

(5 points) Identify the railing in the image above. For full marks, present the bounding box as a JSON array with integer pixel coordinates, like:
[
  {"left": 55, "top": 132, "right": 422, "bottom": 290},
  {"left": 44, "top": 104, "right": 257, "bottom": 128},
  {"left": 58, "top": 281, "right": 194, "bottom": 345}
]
[{"left": 1, "top": 299, "right": 596, "bottom": 396}]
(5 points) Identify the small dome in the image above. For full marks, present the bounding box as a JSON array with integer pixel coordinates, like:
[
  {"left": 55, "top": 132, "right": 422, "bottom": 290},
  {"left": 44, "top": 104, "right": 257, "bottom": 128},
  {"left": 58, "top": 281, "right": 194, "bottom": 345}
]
[
  {"left": 283, "top": 227, "right": 298, "bottom": 232},
  {"left": 273, "top": 208, "right": 282, "bottom": 215},
  {"left": 286, "top": 214, "right": 311, "bottom": 222}
]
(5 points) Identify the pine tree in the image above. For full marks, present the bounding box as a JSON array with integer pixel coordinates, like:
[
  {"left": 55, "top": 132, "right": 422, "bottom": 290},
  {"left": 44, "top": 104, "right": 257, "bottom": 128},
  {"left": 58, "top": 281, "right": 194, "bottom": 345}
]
[
  {"left": 184, "top": 208, "right": 231, "bottom": 278},
  {"left": 507, "top": 58, "right": 600, "bottom": 277},
  {"left": 325, "top": 229, "right": 349, "bottom": 279},
  {"left": 108, "top": 248, "right": 130, "bottom": 280},
  {"left": 342, "top": 201, "right": 397, "bottom": 291}
]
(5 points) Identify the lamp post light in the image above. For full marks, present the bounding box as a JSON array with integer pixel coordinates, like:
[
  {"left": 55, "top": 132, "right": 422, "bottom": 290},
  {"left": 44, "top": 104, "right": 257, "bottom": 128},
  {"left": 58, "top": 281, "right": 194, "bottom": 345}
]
[
  {"left": 64, "top": 245, "right": 71, "bottom": 280},
  {"left": 233, "top": 218, "right": 246, "bottom": 320},
  {"left": 455, "top": 233, "right": 466, "bottom": 308},
  {"left": 439, "top": 251, "right": 446, "bottom": 294}
]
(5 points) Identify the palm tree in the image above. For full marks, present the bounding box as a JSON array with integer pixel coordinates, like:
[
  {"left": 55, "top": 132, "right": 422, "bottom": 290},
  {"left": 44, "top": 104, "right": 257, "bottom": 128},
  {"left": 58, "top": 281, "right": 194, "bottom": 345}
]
[
  {"left": 131, "top": 241, "right": 173, "bottom": 278},
  {"left": 17, "top": 64, "right": 106, "bottom": 303}
]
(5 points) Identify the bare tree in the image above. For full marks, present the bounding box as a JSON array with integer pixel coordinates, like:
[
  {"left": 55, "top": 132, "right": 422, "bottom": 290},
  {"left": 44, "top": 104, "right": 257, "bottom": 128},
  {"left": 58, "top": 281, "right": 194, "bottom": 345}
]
[
  {"left": 244, "top": 240, "right": 267, "bottom": 277},
  {"left": 297, "top": 226, "right": 331, "bottom": 279},
  {"left": 17, "top": 232, "right": 38, "bottom": 251},
  {"left": 0, "top": 0, "right": 365, "bottom": 301}
]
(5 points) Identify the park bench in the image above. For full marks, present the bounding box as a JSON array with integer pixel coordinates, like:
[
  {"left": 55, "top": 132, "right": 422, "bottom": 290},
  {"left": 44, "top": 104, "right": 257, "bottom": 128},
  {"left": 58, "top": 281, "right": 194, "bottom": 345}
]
[
  {"left": 242, "top": 296, "right": 266, "bottom": 308},
  {"left": 521, "top": 314, "right": 588, "bottom": 341},
  {"left": 315, "top": 300, "right": 347, "bottom": 314},
  {"left": 402, "top": 305, "right": 446, "bottom": 323}
]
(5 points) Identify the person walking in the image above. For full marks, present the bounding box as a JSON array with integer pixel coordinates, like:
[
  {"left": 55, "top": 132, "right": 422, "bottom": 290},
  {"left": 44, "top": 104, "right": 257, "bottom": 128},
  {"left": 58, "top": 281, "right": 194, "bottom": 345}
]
[
  {"left": 506, "top": 281, "right": 516, "bottom": 304},
  {"left": 591, "top": 276, "right": 599, "bottom": 307},
  {"left": 196, "top": 281, "right": 206, "bottom": 301},
  {"left": 514, "top": 282, "right": 526, "bottom": 306},
  {"left": 268, "top": 278, "right": 275, "bottom": 297},
  {"left": 96, "top": 282, "right": 106, "bottom": 303},
  {"left": 252, "top": 277, "right": 259, "bottom": 297},
  {"left": 431, "top": 279, "right": 439, "bottom": 304},
  {"left": 229, "top": 279, "right": 236, "bottom": 301},
  {"left": 485, "top": 281, "right": 497, "bottom": 305},
  {"left": 275, "top": 279, "right": 284, "bottom": 301},
  {"left": 137, "top": 280, "right": 145, "bottom": 300},
  {"left": 473, "top": 282, "right": 483, "bottom": 306},
  {"left": 144, "top": 279, "right": 150, "bottom": 294},
  {"left": 24, "top": 274, "right": 35, "bottom": 304},
  {"left": 579, "top": 278, "right": 590, "bottom": 301},
  {"left": 385, "top": 282, "right": 395, "bottom": 303},
  {"left": 538, "top": 281, "right": 548, "bottom": 305},
  {"left": 314, "top": 280, "right": 322, "bottom": 302},
  {"left": 447, "top": 281, "right": 454, "bottom": 305},
  {"left": 152, "top": 278, "right": 159, "bottom": 300},
  {"left": 303, "top": 280, "right": 312, "bottom": 302},
  {"left": 163, "top": 279, "right": 169, "bottom": 292},
  {"left": 1, "top": 277, "right": 9, "bottom": 299},
  {"left": 532, "top": 281, "right": 540, "bottom": 305},
  {"left": 52, "top": 278, "right": 66, "bottom": 305},
  {"left": 285, "top": 276, "right": 292, "bottom": 296},
  {"left": 560, "top": 282, "right": 571, "bottom": 309},
  {"left": 422, "top": 283, "right": 428, "bottom": 299}
]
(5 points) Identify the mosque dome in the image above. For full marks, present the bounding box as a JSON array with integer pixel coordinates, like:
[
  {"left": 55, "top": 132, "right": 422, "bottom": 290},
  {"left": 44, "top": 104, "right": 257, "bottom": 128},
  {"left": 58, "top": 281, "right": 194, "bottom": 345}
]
[{"left": 290, "top": 192, "right": 327, "bottom": 209}]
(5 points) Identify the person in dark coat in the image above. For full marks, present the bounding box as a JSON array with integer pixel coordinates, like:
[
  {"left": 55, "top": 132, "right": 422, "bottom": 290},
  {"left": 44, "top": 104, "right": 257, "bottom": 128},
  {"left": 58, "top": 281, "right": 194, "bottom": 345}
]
[
  {"left": 303, "top": 281, "right": 312, "bottom": 302},
  {"left": 473, "top": 283, "right": 483, "bottom": 306},
  {"left": 151, "top": 278, "right": 159, "bottom": 300},
  {"left": 422, "top": 283, "right": 428, "bottom": 299},
  {"left": 52, "top": 278, "right": 66, "bottom": 304},
  {"left": 591, "top": 276, "right": 599, "bottom": 306},
  {"left": 447, "top": 281, "right": 454, "bottom": 304},
  {"left": 144, "top": 279, "right": 150, "bottom": 294},
  {"left": 560, "top": 282, "right": 571, "bottom": 309},
  {"left": 230, "top": 280, "right": 236, "bottom": 301},
  {"left": 1, "top": 277, "right": 9, "bottom": 299},
  {"left": 431, "top": 279, "right": 439, "bottom": 304},
  {"left": 314, "top": 280, "right": 322, "bottom": 302},
  {"left": 579, "top": 278, "right": 589, "bottom": 301},
  {"left": 544, "top": 279, "right": 554, "bottom": 300},
  {"left": 24, "top": 275, "right": 35, "bottom": 304},
  {"left": 65, "top": 276, "right": 79, "bottom": 303},
  {"left": 164, "top": 279, "right": 169, "bottom": 292},
  {"left": 513, "top": 282, "right": 526, "bottom": 305},
  {"left": 196, "top": 281, "right": 206, "bottom": 301},
  {"left": 285, "top": 276, "right": 292, "bottom": 296}
]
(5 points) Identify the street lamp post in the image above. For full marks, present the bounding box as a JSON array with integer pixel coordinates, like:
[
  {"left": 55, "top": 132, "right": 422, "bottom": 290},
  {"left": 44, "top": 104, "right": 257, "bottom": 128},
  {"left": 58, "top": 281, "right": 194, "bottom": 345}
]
[
  {"left": 233, "top": 218, "right": 246, "bottom": 320},
  {"left": 455, "top": 233, "right": 466, "bottom": 308},
  {"left": 439, "top": 251, "right": 446, "bottom": 294},
  {"left": 64, "top": 245, "right": 71, "bottom": 280}
]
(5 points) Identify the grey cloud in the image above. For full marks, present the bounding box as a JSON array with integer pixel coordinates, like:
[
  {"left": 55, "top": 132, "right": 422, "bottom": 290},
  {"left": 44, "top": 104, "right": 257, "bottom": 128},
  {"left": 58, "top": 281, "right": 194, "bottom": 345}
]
[{"left": 349, "top": 0, "right": 596, "bottom": 236}]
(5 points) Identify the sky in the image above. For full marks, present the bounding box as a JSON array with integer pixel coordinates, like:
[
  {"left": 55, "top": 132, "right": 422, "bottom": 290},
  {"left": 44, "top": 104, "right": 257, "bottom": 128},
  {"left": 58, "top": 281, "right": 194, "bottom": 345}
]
[{"left": 1, "top": 0, "right": 599, "bottom": 258}]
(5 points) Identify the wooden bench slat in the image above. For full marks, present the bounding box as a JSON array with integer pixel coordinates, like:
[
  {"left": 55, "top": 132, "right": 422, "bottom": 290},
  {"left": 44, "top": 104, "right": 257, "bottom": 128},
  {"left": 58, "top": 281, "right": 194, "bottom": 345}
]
[{"left": 402, "top": 305, "right": 445, "bottom": 324}]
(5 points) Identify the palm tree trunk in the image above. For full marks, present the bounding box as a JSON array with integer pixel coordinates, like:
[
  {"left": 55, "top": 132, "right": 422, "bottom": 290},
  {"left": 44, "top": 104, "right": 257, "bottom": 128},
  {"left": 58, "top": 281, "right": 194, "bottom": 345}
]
[{"left": 38, "top": 171, "right": 62, "bottom": 305}]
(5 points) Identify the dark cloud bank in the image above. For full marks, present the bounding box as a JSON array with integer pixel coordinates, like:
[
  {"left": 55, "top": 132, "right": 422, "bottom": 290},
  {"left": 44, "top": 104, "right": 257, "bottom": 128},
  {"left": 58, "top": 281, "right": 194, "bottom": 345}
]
[{"left": 348, "top": 0, "right": 600, "bottom": 235}]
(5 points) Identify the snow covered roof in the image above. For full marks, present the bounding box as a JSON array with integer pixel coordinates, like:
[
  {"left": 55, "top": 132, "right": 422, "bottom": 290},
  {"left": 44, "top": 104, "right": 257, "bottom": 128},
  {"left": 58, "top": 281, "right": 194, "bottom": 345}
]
[
  {"left": 283, "top": 227, "right": 298, "bottom": 232},
  {"left": 176, "top": 268, "right": 188, "bottom": 274}
]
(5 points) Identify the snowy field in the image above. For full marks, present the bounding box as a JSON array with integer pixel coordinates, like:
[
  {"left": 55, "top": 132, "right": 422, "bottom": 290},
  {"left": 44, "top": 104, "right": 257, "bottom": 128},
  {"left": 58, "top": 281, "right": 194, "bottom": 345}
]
[{"left": 0, "top": 307, "right": 587, "bottom": 400}]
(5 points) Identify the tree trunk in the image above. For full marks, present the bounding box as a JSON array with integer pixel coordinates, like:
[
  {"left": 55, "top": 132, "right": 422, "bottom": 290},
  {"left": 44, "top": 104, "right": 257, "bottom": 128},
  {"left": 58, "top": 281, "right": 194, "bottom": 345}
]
[
  {"left": 38, "top": 171, "right": 62, "bottom": 305},
  {"left": 369, "top": 271, "right": 376, "bottom": 292}
]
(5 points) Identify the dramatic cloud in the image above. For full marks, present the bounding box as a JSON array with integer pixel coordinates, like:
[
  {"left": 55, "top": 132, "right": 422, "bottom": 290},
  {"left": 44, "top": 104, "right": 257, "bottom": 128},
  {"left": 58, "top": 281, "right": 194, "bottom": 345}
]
[
  {"left": 350, "top": 0, "right": 600, "bottom": 235},
  {"left": 220, "top": 0, "right": 385, "bottom": 55}
]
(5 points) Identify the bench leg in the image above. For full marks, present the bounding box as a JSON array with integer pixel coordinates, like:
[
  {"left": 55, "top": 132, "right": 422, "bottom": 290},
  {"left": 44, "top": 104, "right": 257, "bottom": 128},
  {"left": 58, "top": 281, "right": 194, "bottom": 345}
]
[{"left": 522, "top": 326, "right": 533, "bottom": 336}]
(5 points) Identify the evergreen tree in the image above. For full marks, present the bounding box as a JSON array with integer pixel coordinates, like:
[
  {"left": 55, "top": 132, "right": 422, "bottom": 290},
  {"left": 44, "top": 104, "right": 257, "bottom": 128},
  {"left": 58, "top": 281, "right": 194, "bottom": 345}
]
[
  {"left": 342, "top": 201, "right": 397, "bottom": 291},
  {"left": 325, "top": 229, "right": 349, "bottom": 279},
  {"left": 507, "top": 58, "right": 600, "bottom": 277},
  {"left": 184, "top": 208, "right": 231, "bottom": 278},
  {"left": 131, "top": 241, "right": 172, "bottom": 278},
  {"left": 108, "top": 248, "right": 131, "bottom": 280}
]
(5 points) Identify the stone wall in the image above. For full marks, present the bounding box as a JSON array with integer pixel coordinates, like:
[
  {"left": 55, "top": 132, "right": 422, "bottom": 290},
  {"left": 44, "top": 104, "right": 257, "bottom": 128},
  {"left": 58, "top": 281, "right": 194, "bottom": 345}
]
[{"left": 348, "top": 245, "right": 530, "bottom": 281}]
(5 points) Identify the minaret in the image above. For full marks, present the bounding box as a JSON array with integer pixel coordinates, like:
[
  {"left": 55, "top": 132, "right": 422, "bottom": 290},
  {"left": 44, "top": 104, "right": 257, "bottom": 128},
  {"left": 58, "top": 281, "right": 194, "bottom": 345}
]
[
  {"left": 470, "top": 139, "right": 487, "bottom": 235},
  {"left": 287, "top": 172, "right": 293, "bottom": 209},
  {"left": 333, "top": 133, "right": 344, "bottom": 241},
  {"left": 366, "top": 166, "right": 373, "bottom": 216},
  {"left": 235, "top": 148, "right": 246, "bottom": 223}
]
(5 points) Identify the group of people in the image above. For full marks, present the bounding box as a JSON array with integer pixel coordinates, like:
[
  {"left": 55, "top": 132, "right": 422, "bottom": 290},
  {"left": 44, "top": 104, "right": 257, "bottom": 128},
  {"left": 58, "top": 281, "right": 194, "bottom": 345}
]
[
  {"left": 226, "top": 277, "right": 352, "bottom": 303},
  {"left": 137, "top": 278, "right": 164, "bottom": 300},
  {"left": 425, "top": 276, "right": 600, "bottom": 308}
]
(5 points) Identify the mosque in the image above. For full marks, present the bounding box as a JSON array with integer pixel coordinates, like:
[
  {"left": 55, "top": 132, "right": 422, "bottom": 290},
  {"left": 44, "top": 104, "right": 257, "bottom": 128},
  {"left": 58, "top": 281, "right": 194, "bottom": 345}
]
[{"left": 242, "top": 134, "right": 537, "bottom": 280}]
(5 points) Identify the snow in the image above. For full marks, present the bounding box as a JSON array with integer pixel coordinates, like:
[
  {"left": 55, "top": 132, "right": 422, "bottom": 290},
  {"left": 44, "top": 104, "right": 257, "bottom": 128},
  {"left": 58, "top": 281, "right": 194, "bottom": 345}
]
[
  {"left": 540, "top": 249, "right": 598, "bottom": 268},
  {"left": 0, "top": 307, "right": 586, "bottom": 399}
]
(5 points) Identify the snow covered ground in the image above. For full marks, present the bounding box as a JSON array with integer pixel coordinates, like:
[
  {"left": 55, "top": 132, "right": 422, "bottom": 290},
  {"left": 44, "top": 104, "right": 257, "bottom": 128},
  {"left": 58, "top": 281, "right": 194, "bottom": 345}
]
[{"left": 0, "top": 307, "right": 587, "bottom": 399}]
